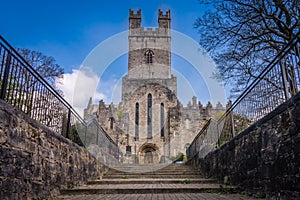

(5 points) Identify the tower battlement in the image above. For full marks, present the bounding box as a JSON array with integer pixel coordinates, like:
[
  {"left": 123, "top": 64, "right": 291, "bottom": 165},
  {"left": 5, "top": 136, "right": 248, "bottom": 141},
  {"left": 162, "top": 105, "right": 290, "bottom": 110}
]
[
  {"left": 129, "top": 9, "right": 141, "bottom": 18},
  {"left": 158, "top": 9, "right": 170, "bottom": 29},
  {"left": 129, "top": 9, "right": 142, "bottom": 29},
  {"left": 158, "top": 9, "right": 170, "bottom": 19},
  {"left": 129, "top": 9, "right": 170, "bottom": 30}
]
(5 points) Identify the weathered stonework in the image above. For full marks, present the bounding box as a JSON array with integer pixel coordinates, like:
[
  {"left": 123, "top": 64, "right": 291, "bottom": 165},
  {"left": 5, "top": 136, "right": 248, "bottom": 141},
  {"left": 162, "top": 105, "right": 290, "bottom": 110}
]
[
  {"left": 0, "top": 100, "right": 107, "bottom": 200},
  {"left": 187, "top": 92, "right": 300, "bottom": 199},
  {"left": 122, "top": 75, "right": 178, "bottom": 102}
]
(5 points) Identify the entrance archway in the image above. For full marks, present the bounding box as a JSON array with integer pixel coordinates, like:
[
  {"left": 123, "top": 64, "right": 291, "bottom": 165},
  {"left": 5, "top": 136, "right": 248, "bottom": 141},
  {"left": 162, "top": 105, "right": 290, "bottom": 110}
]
[{"left": 138, "top": 143, "right": 159, "bottom": 164}]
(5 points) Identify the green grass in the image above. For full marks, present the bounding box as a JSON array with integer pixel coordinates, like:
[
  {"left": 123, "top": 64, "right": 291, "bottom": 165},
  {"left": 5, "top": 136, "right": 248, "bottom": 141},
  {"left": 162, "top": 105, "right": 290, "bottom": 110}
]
[
  {"left": 121, "top": 175, "right": 129, "bottom": 179},
  {"left": 68, "top": 183, "right": 75, "bottom": 189},
  {"left": 183, "top": 179, "right": 192, "bottom": 184}
]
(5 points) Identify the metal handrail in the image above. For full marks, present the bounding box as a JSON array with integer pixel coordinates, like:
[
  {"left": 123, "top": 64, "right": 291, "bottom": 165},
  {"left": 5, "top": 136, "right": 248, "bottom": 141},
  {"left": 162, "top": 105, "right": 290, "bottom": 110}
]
[
  {"left": 224, "top": 32, "right": 300, "bottom": 116},
  {"left": 0, "top": 35, "right": 119, "bottom": 158},
  {"left": 0, "top": 35, "right": 76, "bottom": 116},
  {"left": 189, "top": 118, "right": 212, "bottom": 145},
  {"left": 187, "top": 31, "right": 300, "bottom": 159}
]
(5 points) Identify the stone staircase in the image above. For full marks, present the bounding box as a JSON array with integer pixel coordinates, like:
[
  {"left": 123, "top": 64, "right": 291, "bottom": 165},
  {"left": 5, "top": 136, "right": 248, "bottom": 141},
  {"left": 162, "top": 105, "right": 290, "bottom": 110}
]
[{"left": 58, "top": 163, "right": 245, "bottom": 199}]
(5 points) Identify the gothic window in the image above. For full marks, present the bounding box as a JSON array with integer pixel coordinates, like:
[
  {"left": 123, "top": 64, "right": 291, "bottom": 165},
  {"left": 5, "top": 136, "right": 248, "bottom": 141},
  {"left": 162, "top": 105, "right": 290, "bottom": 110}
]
[
  {"left": 160, "top": 103, "right": 164, "bottom": 138},
  {"left": 110, "top": 117, "right": 114, "bottom": 129},
  {"left": 135, "top": 103, "right": 139, "bottom": 139},
  {"left": 185, "top": 118, "right": 190, "bottom": 129},
  {"left": 145, "top": 49, "right": 154, "bottom": 64},
  {"left": 147, "top": 93, "right": 152, "bottom": 139}
]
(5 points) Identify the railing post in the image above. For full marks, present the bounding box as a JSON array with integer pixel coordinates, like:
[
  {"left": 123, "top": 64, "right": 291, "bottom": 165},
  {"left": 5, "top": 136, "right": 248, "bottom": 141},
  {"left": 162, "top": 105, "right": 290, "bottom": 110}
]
[
  {"left": 230, "top": 111, "right": 235, "bottom": 138},
  {"left": 0, "top": 52, "right": 11, "bottom": 100},
  {"left": 96, "top": 125, "right": 99, "bottom": 145},
  {"left": 280, "top": 59, "right": 290, "bottom": 100},
  {"left": 66, "top": 108, "right": 71, "bottom": 139},
  {"left": 187, "top": 147, "right": 190, "bottom": 158},
  {"left": 216, "top": 122, "right": 220, "bottom": 147},
  {"left": 194, "top": 139, "right": 197, "bottom": 158},
  {"left": 84, "top": 125, "right": 87, "bottom": 146}
]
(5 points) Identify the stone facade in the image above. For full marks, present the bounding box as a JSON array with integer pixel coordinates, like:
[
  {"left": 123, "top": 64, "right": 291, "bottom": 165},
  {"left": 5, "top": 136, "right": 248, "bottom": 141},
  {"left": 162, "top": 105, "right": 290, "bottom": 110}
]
[
  {"left": 84, "top": 9, "right": 225, "bottom": 164},
  {"left": 187, "top": 92, "right": 300, "bottom": 199},
  {"left": 0, "top": 100, "right": 107, "bottom": 199}
]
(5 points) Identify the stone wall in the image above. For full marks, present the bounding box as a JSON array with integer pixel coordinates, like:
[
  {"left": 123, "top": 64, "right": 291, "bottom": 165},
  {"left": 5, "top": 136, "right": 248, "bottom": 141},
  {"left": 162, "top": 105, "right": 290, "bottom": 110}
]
[
  {"left": 122, "top": 76, "right": 177, "bottom": 102},
  {"left": 0, "top": 100, "right": 107, "bottom": 199},
  {"left": 188, "top": 93, "right": 300, "bottom": 199}
]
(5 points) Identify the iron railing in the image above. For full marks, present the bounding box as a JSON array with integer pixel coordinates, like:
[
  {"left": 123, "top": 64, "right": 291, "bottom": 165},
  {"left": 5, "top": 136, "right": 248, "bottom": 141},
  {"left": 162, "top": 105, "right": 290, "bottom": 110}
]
[
  {"left": 187, "top": 32, "right": 300, "bottom": 159},
  {"left": 0, "top": 35, "right": 120, "bottom": 161}
]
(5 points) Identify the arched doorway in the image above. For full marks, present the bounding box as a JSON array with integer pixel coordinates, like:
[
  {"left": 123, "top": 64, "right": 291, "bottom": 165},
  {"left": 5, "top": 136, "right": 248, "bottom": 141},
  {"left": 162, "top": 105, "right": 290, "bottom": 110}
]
[
  {"left": 144, "top": 151, "right": 153, "bottom": 164},
  {"left": 138, "top": 143, "right": 159, "bottom": 164}
]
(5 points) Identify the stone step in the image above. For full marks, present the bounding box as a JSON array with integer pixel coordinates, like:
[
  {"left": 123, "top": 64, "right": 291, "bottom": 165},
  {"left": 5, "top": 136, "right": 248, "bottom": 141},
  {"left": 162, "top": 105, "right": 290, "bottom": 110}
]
[
  {"left": 88, "top": 178, "right": 217, "bottom": 185},
  {"left": 110, "top": 166, "right": 198, "bottom": 170},
  {"left": 57, "top": 193, "right": 258, "bottom": 200},
  {"left": 109, "top": 165, "right": 198, "bottom": 174},
  {"left": 107, "top": 171, "right": 201, "bottom": 176},
  {"left": 58, "top": 163, "right": 232, "bottom": 197},
  {"left": 110, "top": 164, "right": 194, "bottom": 172},
  {"left": 60, "top": 183, "right": 237, "bottom": 195},
  {"left": 102, "top": 174, "right": 204, "bottom": 179},
  {"left": 112, "top": 164, "right": 185, "bottom": 166},
  {"left": 59, "top": 164, "right": 241, "bottom": 198},
  {"left": 109, "top": 167, "right": 196, "bottom": 172},
  {"left": 108, "top": 169, "right": 197, "bottom": 174}
]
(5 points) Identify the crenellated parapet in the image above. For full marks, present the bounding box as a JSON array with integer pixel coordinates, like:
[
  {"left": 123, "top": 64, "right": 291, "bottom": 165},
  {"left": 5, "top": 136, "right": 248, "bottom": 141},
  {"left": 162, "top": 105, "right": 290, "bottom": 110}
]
[
  {"left": 158, "top": 9, "right": 170, "bottom": 29},
  {"left": 129, "top": 9, "right": 141, "bottom": 29},
  {"left": 129, "top": 9, "right": 141, "bottom": 17},
  {"left": 158, "top": 9, "right": 170, "bottom": 19},
  {"left": 181, "top": 96, "right": 226, "bottom": 121},
  {"left": 129, "top": 9, "right": 170, "bottom": 35}
]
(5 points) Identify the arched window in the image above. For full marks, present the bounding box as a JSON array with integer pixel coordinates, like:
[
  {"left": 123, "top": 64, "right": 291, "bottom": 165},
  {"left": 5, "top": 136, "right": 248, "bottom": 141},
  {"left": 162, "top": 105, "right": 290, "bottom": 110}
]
[
  {"left": 147, "top": 93, "right": 152, "bottom": 139},
  {"left": 145, "top": 49, "right": 154, "bottom": 64},
  {"left": 109, "top": 117, "right": 114, "bottom": 129},
  {"left": 135, "top": 103, "right": 139, "bottom": 139},
  {"left": 160, "top": 103, "right": 164, "bottom": 138},
  {"left": 185, "top": 118, "right": 190, "bottom": 129}
]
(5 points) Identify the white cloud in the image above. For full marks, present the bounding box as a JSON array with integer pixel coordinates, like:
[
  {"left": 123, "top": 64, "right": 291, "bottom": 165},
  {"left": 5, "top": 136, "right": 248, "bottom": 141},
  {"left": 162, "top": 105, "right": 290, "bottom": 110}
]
[{"left": 56, "top": 69, "right": 106, "bottom": 116}]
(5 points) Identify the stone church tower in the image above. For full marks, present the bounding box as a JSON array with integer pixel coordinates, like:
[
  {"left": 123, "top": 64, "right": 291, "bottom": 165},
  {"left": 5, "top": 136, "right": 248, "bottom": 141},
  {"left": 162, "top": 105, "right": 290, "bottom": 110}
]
[
  {"left": 121, "top": 9, "right": 179, "bottom": 164},
  {"left": 84, "top": 9, "right": 225, "bottom": 164}
]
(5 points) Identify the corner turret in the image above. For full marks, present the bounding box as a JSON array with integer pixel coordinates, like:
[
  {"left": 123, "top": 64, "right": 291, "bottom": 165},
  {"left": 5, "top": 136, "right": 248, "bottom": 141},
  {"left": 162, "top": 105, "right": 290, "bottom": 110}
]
[
  {"left": 129, "top": 9, "right": 141, "bottom": 29},
  {"left": 158, "top": 9, "right": 170, "bottom": 29}
]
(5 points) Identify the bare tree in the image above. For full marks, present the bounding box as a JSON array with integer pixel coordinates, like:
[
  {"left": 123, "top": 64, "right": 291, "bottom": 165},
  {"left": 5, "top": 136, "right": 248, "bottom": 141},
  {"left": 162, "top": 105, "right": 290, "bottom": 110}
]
[
  {"left": 17, "top": 48, "right": 64, "bottom": 85},
  {"left": 195, "top": 0, "right": 300, "bottom": 96},
  {"left": 16, "top": 48, "right": 66, "bottom": 131}
]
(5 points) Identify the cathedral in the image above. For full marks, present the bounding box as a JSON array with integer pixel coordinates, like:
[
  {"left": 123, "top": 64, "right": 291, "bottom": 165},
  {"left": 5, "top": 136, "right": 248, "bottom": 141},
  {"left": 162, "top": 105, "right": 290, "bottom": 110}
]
[{"left": 84, "top": 9, "right": 225, "bottom": 164}]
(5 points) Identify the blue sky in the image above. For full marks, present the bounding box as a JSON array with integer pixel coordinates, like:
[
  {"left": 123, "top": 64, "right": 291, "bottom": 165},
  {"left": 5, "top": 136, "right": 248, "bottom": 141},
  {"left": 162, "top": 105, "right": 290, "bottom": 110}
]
[
  {"left": 1, "top": 0, "right": 208, "bottom": 72},
  {"left": 1, "top": 0, "right": 227, "bottom": 110}
]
